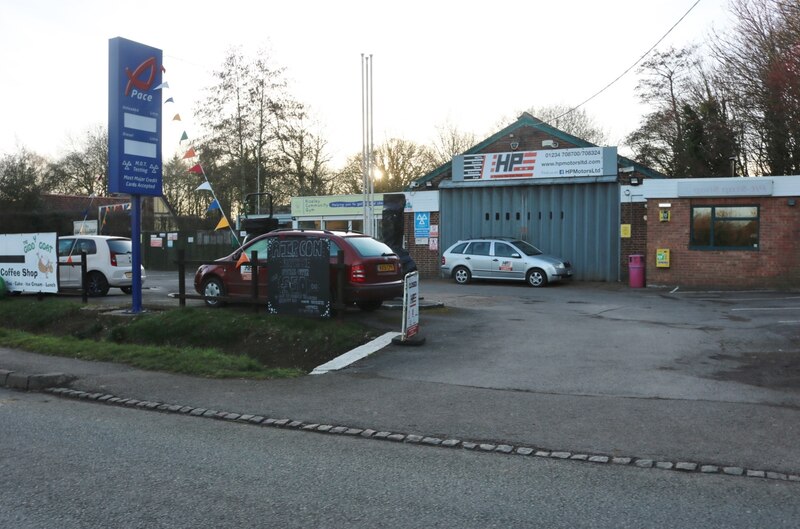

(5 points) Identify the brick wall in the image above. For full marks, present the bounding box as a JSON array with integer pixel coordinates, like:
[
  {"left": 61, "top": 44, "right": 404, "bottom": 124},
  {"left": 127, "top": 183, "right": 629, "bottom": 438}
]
[
  {"left": 620, "top": 201, "right": 648, "bottom": 278},
  {"left": 404, "top": 211, "right": 441, "bottom": 278},
  {"left": 646, "top": 197, "right": 800, "bottom": 288}
]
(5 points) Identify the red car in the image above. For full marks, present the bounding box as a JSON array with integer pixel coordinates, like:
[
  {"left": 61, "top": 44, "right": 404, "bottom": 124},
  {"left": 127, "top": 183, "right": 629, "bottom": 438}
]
[{"left": 194, "top": 229, "right": 404, "bottom": 311}]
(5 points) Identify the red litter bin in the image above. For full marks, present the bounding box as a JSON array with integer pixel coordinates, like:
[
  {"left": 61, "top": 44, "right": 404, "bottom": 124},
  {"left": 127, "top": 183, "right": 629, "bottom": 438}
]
[{"left": 628, "top": 254, "right": 645, "bottom": 288}]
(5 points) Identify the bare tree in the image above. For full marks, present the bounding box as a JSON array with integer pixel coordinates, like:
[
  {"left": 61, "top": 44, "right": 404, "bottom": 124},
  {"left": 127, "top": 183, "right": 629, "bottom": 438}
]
[
  {"left": 273, "top": 106, "right": 336, "bottom": 200},
  {"left": 524, "top": 104, "right": 609, "bottom": 146},
  {"left": 425, "top": 121, "right": 478, "bottom": 167},
  {"left": 372, "top": 138, "right": 436, "bottom": 193},
  {"left": 329, "top": 154, "right": 365, "bottom": 195},
  {"left": 161, "top": 154, "right": 210, "bottom": 217},
  {"left": 195, "top": 48, "right": 289, "bottom": 213},
  {"left": 623, "top": 47, "right": 729, "bottom": 176},
  {"left": 49, "top": 125, "right": 108, "bottom": 195},
  {"left": 709, "top": 0, "right": 800, "bottom": 175}
]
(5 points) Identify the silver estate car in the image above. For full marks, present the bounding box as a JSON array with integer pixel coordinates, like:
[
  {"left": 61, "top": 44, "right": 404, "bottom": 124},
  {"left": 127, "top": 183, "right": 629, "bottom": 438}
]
[{"left": 441, "top": 237, "right": 573, "bottom": 287}]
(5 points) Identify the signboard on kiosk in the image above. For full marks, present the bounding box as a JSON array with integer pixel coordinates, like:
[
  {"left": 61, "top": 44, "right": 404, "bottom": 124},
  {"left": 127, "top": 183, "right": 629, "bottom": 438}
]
[{"left": 108, "top": 37, "right": 163, "bottom": 196}]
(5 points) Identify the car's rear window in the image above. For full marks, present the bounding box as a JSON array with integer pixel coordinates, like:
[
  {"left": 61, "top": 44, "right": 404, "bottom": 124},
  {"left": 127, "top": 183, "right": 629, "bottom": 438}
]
[
  {"left": 107, "top": 239, "right": 132, "bottom": 254},
  {"left": 346, "top": 237, "right": 395, "bottom": 257}
]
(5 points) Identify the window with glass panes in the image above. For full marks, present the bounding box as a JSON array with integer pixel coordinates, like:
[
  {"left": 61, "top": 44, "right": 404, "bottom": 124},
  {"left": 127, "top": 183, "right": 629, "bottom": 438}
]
[{"left": 690, "top": 206, "right": 759, "bottom": 250}]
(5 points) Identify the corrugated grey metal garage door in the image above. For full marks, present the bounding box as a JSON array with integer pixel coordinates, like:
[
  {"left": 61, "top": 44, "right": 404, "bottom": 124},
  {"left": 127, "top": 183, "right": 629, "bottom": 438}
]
[{"left": 440, "top": 183, "right": 619, "bottom": 281}]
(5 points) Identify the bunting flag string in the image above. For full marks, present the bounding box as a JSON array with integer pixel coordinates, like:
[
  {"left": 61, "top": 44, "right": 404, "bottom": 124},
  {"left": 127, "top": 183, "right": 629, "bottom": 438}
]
[
  {"left": 215, "top": 216, "right": 230, "bottom": 231},
  {"left": 160, "top": 70, "right": 240, "bottom": 247},
  {"left": 98, "top": 203, "right": 132, "bottom": 212}
]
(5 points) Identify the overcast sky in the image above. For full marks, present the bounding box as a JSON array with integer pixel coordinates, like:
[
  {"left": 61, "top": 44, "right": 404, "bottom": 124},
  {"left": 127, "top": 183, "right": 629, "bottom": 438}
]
[{"left": 1, "top": 0, "right": 734, "bottom": 169}]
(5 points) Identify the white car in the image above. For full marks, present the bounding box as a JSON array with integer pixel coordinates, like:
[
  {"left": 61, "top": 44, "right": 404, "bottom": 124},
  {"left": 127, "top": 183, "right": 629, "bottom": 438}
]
[
  {"left": 57, "top": 236, "right": 146, "bottom": 296},
  {"left": 441, "top": 237, "right": 573, "bottom": 287}
]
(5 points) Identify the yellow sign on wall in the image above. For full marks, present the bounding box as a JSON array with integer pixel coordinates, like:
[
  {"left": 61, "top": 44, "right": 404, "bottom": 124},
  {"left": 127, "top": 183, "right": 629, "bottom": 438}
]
[
  {"left": 659, "top": 209, "right": 671, "bottom": 222},
  {"left": 620, "top": 224, "right": 631, "bottom": 238},
  {"left": 656, "top": 248, "right": 670, "bottom": 268}
]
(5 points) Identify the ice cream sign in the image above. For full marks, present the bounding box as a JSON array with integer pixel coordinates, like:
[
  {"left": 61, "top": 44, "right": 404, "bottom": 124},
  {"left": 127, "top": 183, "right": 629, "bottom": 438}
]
[{"left": 0, "top": 233, "right": 58, "bottom": 293}]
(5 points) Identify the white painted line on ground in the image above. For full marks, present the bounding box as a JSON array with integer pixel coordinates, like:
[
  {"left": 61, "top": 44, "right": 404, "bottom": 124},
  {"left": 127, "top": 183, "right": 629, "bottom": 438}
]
[
  {"left": 692, "top": 296, "right": 800, "bottom": 302},
  {"left": 731, "top": 307, "right": 800, "bottom": 312},
  {"left": 778, "top": 321, "right": 800, "bottom": 324},
  {"left": 310, "top": 331, "right": 400, "bottom": 375}
]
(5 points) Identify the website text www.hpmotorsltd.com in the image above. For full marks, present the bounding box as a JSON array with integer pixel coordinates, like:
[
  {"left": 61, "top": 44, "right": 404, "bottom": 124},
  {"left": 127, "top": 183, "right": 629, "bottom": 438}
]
[{"left": 540, "top": 158, "right": 603, "bottom": 175}]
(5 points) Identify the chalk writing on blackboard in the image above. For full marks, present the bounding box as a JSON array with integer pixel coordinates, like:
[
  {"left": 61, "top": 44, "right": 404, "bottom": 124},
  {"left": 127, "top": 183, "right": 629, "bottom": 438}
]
[{"left": 266, "top": 236, "right": 330, "bottom": 317}]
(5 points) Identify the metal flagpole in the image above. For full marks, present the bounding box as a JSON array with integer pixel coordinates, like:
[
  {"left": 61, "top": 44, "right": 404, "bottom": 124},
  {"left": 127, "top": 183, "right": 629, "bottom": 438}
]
[
  {"left": 361, "top": 54, "right": 367, "bottom": 234},
  {"left": 368, "top": 54, "right": 376, "bottom": 237},
  {"left": 361, "top": 53, "right": 375, "bottom": 236}
]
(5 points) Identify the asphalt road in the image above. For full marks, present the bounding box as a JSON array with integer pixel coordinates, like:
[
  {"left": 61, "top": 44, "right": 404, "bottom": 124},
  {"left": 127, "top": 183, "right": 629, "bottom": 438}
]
[
  {"left": 3, "top": 270, "right": 800, "bottom": 529},
  {"left": 2, "top": 388, "right": 798, "bottom": 529}
]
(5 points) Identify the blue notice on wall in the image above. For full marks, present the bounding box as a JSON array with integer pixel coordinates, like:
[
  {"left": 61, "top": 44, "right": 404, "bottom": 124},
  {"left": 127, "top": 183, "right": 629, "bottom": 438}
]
[{"left": 414, "top": 211, "right": 430, "bottom": 238}]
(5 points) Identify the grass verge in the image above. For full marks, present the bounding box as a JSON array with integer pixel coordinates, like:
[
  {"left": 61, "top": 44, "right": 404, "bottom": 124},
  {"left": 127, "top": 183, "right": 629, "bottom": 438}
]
[{"left": 0, "top": 296, "right": 378, "bottom": 378}]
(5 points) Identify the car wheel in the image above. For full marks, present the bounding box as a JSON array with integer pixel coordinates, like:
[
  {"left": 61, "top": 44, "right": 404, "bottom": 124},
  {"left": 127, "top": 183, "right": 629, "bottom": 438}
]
[
  {"left": 453, "top": 266, "right": 471, "bottom": 285},
  {"left": 526, "top": 268, "right": 548, "bottom": 288},
  {"left": 357, "top": 300, "right": 382, "bottom": 311},
  {"left": 120, "top": 286, "right": 132, "bottom": 294},
  {"left": 202, "top": 277, "right": 226, "bottom": 307},
  {"left": 87, "top": 272, "right": 110, "bottom": 296}
]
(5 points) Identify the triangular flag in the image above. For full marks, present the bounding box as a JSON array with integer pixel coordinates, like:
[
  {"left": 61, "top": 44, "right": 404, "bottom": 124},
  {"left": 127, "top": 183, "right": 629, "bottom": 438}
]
[
  {"left": 188, "top": 163, "right": 203, "bottom": 174},
  {"left": 153, "top": 82, "right": 169, "bottom": 90},
  {"left": 66, "top": 256, "right": 73, "bottom": 264},
  {"left": 165, "top": 97, "right": 174, "bottom": 104},
  {"left": 195, "top": 181, "right": 212, "bottom": 192},
  {"left": 215, "top": 216, "right": 230, "bottom": 230},
  {"left": 207, "top": 199, "right": 220, "bottom": 212},
  {"left": 173, "top": 114, "right": 182, "bottom": 121},
  {"left": 236, "top": 252, "right": 250, "bottom": 268},
  {"left": 182, "top": 147, "right": 196, "bottom": 159},
  {"left": 180, "top": 131, "right": 188, "bottom": 142}
]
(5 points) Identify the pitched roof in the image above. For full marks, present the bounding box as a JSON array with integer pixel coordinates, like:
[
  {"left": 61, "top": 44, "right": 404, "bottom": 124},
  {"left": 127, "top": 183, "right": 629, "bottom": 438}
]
[{"left": 411, "top": 112, "right": 666, "bottom": 188}]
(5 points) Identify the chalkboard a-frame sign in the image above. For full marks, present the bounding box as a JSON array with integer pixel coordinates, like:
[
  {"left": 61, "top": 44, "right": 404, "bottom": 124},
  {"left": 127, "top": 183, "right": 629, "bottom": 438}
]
[{"left": 266, "top": 236, "right": 331, "bottom": 317}]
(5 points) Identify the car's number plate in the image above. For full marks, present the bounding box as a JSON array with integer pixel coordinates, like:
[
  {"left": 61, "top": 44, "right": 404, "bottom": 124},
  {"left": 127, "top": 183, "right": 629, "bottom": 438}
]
[{"left": 377, "top": 263, "right": 395, "bottom": 272}]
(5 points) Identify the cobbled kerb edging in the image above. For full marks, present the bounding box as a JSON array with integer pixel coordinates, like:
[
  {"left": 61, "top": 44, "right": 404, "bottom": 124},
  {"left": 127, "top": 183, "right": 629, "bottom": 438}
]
[{"left": 42, "top": 387, "right": 800, "bottom": 484}]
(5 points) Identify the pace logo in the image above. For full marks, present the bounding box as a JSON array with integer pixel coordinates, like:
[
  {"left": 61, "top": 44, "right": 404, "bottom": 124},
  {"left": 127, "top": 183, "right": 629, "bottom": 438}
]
[{"left": 124, "top": 56, "right": 157, "bottom": 98}]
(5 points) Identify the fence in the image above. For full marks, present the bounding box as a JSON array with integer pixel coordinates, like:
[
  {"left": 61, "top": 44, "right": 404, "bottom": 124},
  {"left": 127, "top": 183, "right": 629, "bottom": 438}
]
[{"left": 142, "top": 230, "right": 237, "bottom": 271}]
